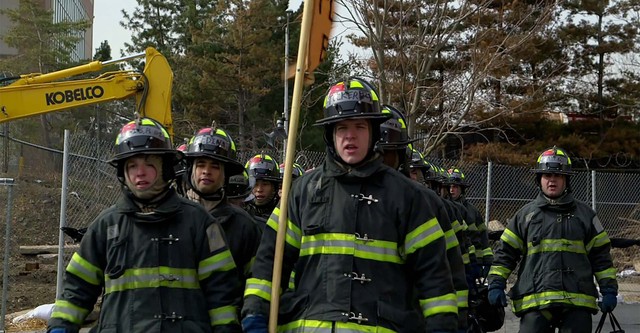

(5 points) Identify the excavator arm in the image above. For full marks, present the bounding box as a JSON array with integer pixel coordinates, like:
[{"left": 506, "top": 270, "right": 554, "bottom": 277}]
[{"left": 0, "top": 47, "right": 174, "bottom": 138}]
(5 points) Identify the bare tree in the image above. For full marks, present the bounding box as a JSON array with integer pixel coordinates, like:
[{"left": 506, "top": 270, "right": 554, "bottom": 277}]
[{"left": 337, "top": 0, "right": 557, "bottom": 156}]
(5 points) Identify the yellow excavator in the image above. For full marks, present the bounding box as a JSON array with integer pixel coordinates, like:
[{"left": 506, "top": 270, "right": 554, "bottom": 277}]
[{"left": 0, "top": 47, "right": 174, "bottom": 137}]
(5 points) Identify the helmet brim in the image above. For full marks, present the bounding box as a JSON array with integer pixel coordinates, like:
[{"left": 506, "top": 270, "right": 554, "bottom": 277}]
[
  {"left": 531, "top": 169, "right": 575, "bottom": 175},
  {"left": 185, "top": 152, "right": 245, "bottom": 176},
  {"left": 314, "top": 113, "right": 391, "bottom": 126},
  {"left": 108, "top": 149, "right": 184, "bottom": 167}
]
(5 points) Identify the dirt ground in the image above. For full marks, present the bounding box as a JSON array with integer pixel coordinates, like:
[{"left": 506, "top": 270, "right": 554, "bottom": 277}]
[{"left": 1, "top": 176, "right": 64, "bottom": 316}]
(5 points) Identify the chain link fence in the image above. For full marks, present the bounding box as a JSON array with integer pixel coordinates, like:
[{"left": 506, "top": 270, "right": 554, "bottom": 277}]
[{"left": 1, "top": 127, "right": 640, "bottom": 326}]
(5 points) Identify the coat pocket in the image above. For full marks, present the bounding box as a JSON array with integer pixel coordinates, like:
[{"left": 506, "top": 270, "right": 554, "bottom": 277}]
[{"left": 377, "top": 301, "right": 424, "bottom": 332}]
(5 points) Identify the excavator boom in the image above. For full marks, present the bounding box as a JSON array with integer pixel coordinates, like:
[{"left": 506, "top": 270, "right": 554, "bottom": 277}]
[{"left": 0, "top": 47, "right": 174, "bottom": 137}]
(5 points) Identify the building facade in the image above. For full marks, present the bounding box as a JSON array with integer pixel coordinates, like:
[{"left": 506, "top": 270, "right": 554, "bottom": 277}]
[{"left": 0, "top": 0, "right": 94, "bottom": 60}]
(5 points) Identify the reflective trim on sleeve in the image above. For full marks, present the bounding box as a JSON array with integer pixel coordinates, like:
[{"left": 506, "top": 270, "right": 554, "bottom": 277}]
[
  {"left": 586, "top": 231, "right": 610, "bottom": 252},
  {"left": 500, "top": 228, "right": 524, "bottom": 251},
  {"left": 466, "top": 223, "right": 478, "bottom": 232},
  {"left": 209, "top": 305, "right": 239, "bottom": 326},
  {"left": 300, "top": 233, "right": 403, "bottom": 264},
  {"left": 104, "top": 266, "right": 199, "bottom": 294},
  {"left": 511, "top": 291, "right": 597, "bottom": 314},
  {"left": 199, "top": 249, "right": 236, "bottom": 280},
  {"left": 405, "top": 218, "right": 445, "bottom": 256},
  {"left": 267, "top": 207, "right": 302, "bottom": 249},
  {"left": 527, "top": 239, "right": 586, "bottom": 255},
  {"left": 67, "top": 252, "right": 103, "bottom": 286},
  {"left": 244, "top": 277, "right": 274, "bottom": 301},
  {"left": 482, "top": 247, "right": 494, "bottom": 257},
  {"left": 444, "top": 229, "right": 459, "bottom": 250},
  {"left": 488, "top": 265, "right": 512, "bottom": 279},
  {"left": 451, "top": 220, "right": 462, "bottom": 233},
  {"left": 594, "top": 267, "right": 617, "bottom": 282},
  {"left": 457, "top": 289, "right": 469, "bottom": 308},
  {"left": 419, "top": 292, "right": 458, "bottom": 317},
  {"left": 477, "top": 222, "right": 487, "bottom": 231},
  {"left": 51, "top": 299, "right": 91, "bottom": 325},
  {"left": 278, "top": 319, "right": 396, "bottom": 333},
  {"left": 461, "top": 252, "right": 470, "bottom": 264}
]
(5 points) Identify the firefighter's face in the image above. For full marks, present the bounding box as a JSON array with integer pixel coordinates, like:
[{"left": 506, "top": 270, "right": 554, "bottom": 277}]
[
  {"left": 540, "top": 173, "right": 566, "bottom": 198},
  {"left": 334, "top": 119, "right": 371, "bottom": 165},
  {"left": 125, "top": 155, "right": 161, "bottom": 191},
  {"left": 253, "top": 179, "right": 275, "bottom": 205},
  {"left": 409, "top": 168, "right": 425, "bottom": 183},
  {"left": 450, "top": 184, "right": 462, "bottom": 200},
  {"left": 192, "top": 157, "right": 224, "bottom": 194}
]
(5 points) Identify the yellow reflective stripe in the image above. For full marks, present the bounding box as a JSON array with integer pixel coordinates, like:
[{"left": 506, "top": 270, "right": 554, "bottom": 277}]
[
  {"left": 104, "top": 267, "right": 199, "bottom": 294},
  {"left": 288, "top": 270, "right": 296, "bottom": 290},
  {"left": 482, "top": 247, "right": 494, "bottom": 257},
  {"left": 209, "top": 305, "right": 238, "bottom": 326},
  {"left": 199, "top": 249, "right": 235, "bottom": 280},
  {"left": 475, "top": 249, "right": 483, "bottom": 258},
  {"left": 467, "top": 245, "right": 476, "bottom": 255},
  {"left": 586, "top": 232, "right": 610, "bottom": 252},
  {"left": 444, "top": 229, "right": 459, "bottom": 250},
  {"left": 67, "top": 252, "right": 103, "bottom": 286},
  {"left": 527, "top": 239, "right": 586, "bottom": 255},
  {"left": 478, "top": 222, "right": 487, "bottom": 231},
  {"left": 300, "top": 233, "right": 403, "bottom": 264},
  {"left": 51, "top": 299, "right": 91, "bottom": 324},
  {"left": 501, "top": 228, "right": 523, "bottom": 251},
  {"left": 461, "top": 221, "right": 469, "bottom": 231},
  {"left": 244, "top": 256, "right": 256, "bottom": 278},
  {"left": 511, "top": 291, "right": 597, "bottom": 313},
  {"left": 267, "top": 207, "right": 302, "bottom": 249},
  {"left": 457, "top": 289, "right": 469, "bottom": 308},
  {"left": 461, "top": 252, "right": 470, "bottom": 264},
  {"left": 420, "top": 292, "right": 458, "bottom": 317},
  {"left": 405, "top": 218, "right": 444, "bottom": 255},
  {"left": 488, "top": 265, "right": 512, "bottom": 279},
  {"left": 244, "top": 278, "right": 273, "bottom": 301},
  {"left": 595, "top": 267, "right": 617, "bottom": 281},
  {"left": 466, "top": 223, "right": 478, "bottom": 232},
  {"left": 451, "top": 220, "right": 462, "bottom": 233},
  {"left": 279, "top": 319, "right": 396, "bottom": 333}
]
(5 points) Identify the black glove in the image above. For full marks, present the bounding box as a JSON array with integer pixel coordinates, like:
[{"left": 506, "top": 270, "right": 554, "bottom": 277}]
[
  {"left": 241, "top": 314, "right": 268, "bottom": 333},
  {"left": 599, "top": 292, "right": 617, "bottom": 313},
  {"left": 488, "top": 280, "right": 507, "bottom": 307}
]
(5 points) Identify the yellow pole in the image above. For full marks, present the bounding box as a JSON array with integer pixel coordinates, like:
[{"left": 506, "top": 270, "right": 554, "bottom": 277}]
[{"left": 268, "top": 0, "right": 315, "bottom": 331}]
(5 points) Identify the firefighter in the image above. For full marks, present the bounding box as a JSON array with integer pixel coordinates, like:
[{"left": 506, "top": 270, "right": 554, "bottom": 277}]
[
  {"left": 244, "top": 153, "right": 281, "bottom": 225},
  {"left": 226, "top": 170, "right": 253, "bottom": 208},
  {"left": 487, "top": 146, "right": 618, "bottom": 332},
  {"left": 378, "top": 106, "right": 468, "bottom": 332},
  {"left": 47, "top": 118, "right": 242, "bottom": 333},
  {"left": 182, "top": 126, "right": 262, "bottom": 295},
  {"left": 241, "top": 78, "right": 458, "bottom": 332},
  {"left": 277, "top": 162, "right": 304, "bottom": 197},
  {"left": 448, "top": 167, "right": 493, "bottom": 278}
]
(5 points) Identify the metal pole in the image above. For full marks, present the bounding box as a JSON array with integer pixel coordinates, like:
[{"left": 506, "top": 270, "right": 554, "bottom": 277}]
[
  {"left": 56, "top": 130, "right": 71, "bottom": 298},
  {"left": 485, "top": 161, "right": 492, "bottom": 224},
  {"left": 591, "top": 170, "right": 597, "bottom": 211},
  {"left": 0, "top": 177, "right": 16, "bottom": 332},
  {"left": 2, "top": 124, "right": 8, "bottom": 174}
]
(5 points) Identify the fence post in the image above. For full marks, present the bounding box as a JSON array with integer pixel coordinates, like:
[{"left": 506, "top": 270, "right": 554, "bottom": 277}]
[
  {"left": 591, "top": 170, "right": 597, "bottom": 212},
  {"left": 0, "top": 177, "right": 16, "bottom": 332},
  {"left": 485, "top": 161, "right": 492, "bottom": 224},
  {"left": 56, "top": 130, "right": 70, "bottom": 299}
]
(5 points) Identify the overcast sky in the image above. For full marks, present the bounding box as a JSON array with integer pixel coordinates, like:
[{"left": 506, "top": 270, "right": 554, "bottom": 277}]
[{"left": 92, "top": 0, "right": 304, "bottom": 57}]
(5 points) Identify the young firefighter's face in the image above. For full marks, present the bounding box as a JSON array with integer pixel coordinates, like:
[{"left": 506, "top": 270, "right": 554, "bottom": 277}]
[
  {"left": 192, "top": 157, "right": 225, "bottom": 194},
  {"left": 450, "top": 184, "right": 462, "bottom": 200},
  {"left": 334, "top": 118, "right": 371, "bottom": 165},
  {"left": 252, "top": 179, "right": 275, "bottom": 205},
  {"left": 125, "top": 155, "right": 160, "bottom": 191}
]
